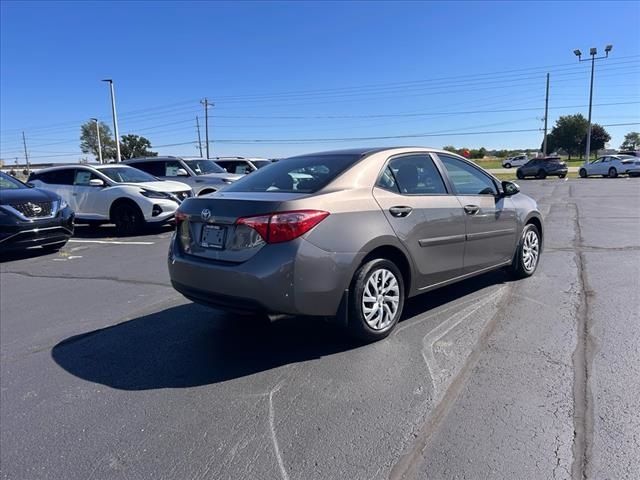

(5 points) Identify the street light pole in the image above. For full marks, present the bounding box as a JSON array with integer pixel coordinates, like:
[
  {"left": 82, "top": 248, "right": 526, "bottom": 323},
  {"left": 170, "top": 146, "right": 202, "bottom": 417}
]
[
  {"left": 102, "top": 79, "right": 121, "bottom": 162},
  {"left": 573, "top": 45, "right": 612, "bottom": 163},
  {"left": 91, "top": 118, "right": 103, "bottom": 164}
]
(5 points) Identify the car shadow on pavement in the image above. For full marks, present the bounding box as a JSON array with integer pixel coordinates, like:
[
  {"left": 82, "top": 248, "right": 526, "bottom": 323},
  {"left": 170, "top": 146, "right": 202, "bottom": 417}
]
[
  {"left": 51, "top": 269, "right": 511, "bottom": 391},
  {"left": 72, "top": 223, "right": 174, "bottom": 239}
]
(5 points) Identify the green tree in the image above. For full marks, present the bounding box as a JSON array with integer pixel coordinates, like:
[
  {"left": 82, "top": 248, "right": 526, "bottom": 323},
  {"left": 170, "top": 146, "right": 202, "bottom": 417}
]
[
  {"left": 80, "top": 120, "right": 116, "bottom": 160},
  {"left": 443, "top": 145, "right": 457, "bottom": 153},
  {"left": 620, "top": 131, "right": 640, "bottom": 150},
  {"left": 580, "top": 124, "right": 611, "bottom": 158},
  {"left": 547, "top": 114, "right": 589, "bottom": 159},
  {"left": 119, "top": 134, "right": 157, "bottom": 159}
]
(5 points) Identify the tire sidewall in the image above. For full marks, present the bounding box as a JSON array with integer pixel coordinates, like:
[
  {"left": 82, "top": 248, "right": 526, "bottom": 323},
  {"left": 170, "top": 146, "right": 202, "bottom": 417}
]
[
  {"left": 113, "top": 202, "right": 143, "bottom": 236},
  {"left": 349, "top": 259, "right": 405, "bottom": 341},
  {"left": 579, "top": 168, "right": 587, "bottom": 178},
  {"left": 609, "top": 167, "right": 617, "bottom": 178}
]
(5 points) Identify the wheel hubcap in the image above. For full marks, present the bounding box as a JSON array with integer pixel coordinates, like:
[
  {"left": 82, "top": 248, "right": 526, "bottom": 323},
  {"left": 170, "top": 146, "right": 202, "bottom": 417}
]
[
  {"left": 522, "top": 230, "right": 539, "bottom": 272},
  {"left": 362, "top": 268, "right": 400, "bottom": 330}
]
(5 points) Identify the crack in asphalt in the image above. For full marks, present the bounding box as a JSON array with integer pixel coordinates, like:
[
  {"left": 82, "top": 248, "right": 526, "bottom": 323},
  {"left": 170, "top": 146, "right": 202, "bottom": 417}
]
[
  {"left": 569, "top": 201, "right": 596, "bottom": 480},
  {"left": 2, "top": 270, "right": 171, "bottom": 288}
]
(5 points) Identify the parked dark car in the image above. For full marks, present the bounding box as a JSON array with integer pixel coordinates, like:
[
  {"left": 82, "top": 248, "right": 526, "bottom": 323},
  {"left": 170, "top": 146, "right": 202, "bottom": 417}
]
[
  {"left": 516, "top": 157, "right": 568, "bottom": 179},
  {"left": 0, "top": 172, "right": 74, "bottom": 253}
]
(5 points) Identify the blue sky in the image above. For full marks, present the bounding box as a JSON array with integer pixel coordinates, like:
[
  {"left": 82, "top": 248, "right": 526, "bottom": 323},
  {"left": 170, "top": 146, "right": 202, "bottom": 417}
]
[{"left": 1, "top": 0, "right": 639, "bottom": 164}]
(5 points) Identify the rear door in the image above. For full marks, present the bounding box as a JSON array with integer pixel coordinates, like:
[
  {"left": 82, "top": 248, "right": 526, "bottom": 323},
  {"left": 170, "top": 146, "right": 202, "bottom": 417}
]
[
  {"left": 372, "top": 153, "right": 466, "bottom": 288},
  {"left": 436, "top": 154, "right": 517, "bottom": 273}
]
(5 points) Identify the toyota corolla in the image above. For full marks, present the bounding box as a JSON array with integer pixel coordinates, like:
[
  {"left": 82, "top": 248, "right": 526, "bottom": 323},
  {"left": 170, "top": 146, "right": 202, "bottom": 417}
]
[{"left": 168, "top": 147, "right": 543, "bottom": 341}]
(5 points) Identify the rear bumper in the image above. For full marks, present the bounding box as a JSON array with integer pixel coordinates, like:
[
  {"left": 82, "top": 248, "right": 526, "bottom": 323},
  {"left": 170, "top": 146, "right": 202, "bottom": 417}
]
[{"left": 168, "top": 235, "right": 358, "bottom": 316}]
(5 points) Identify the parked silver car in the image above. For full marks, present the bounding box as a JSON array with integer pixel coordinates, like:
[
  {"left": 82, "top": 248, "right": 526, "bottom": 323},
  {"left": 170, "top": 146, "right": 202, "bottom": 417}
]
[
  {"left": 169, "top": 147, "right": 543, "bottom": 341},
  {"left": 124, "top": 156, "right": 242, "bottom": 195}
]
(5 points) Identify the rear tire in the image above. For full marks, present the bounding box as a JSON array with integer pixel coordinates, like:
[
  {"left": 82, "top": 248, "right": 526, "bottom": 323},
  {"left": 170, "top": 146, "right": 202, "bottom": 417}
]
[
  {"left": 536, "top": 169, "right": 547, "bottom": 179},
  {"left": 509, "top": 224, "right": 541, "bottom": 279},
  {"left": 608, "top": 167, "right": 618, "bottom": 178},
  {"left": 504, "top": 163, "right": 512, "bottom": 169},
  {"left": 112, "top": 201, "right": 144, "bottom": 236},
  {"left": 348, "top": 259, "right": 405, "bottom": 342},
  {"left": 579, "top": 168, "right": 587, "bottom": 178}
]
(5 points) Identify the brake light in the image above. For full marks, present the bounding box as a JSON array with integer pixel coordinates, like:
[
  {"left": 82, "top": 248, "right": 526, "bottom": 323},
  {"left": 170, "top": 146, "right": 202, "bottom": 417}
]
[
  {"left": 175, "top": 211, "right": 188, "bottom": 222},
  {"left": 237, "top": 210, "right": 329, "bottom": 244}
]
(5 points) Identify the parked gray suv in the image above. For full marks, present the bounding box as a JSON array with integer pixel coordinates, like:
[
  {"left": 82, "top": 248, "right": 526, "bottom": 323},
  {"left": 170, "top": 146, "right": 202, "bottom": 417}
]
[
  {"left": 169, "top": 147, "right": 543, "bottom": 341},
  {"left": 124, "top": 156, "right": 242, "bottom": 196}
]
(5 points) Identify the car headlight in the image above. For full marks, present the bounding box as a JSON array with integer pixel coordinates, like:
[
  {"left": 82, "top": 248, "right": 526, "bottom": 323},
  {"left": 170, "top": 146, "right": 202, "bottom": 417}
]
[
  {"left": 140, "top": 189, "right": 171, "bottom": 199},
  {"left": 58, "top": 198, "right": 68, "bottom": 210}
]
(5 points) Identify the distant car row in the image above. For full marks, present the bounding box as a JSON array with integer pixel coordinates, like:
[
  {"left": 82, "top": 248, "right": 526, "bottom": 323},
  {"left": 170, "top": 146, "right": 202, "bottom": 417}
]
[{"left": 513, "top": 154, "right": 640, "bottom": 180}]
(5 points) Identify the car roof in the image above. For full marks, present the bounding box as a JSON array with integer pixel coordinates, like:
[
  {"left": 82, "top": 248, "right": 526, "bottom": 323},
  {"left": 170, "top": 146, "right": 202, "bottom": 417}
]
[
  {"left": 33, "top": 164, "right": 133, "bottom": 173},
  {"left": 285, "top": 147, "right": 455, "bottom": 159}
]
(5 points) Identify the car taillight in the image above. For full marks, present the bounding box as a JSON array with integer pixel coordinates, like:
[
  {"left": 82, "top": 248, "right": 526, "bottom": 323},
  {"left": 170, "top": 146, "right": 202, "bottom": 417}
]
[
  {"left": 237, "top": 210, "right": 329, "bottom": 244},
  {"left": 175, "top": 211, "right": 188, "bottom": 222}
]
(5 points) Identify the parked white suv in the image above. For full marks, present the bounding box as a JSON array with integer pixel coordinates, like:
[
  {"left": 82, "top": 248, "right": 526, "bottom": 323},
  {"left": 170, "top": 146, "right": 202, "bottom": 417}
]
[
  {"left": 502, "top": 154, "right": 529, "bottom": 168},
  {"left": 28, "top": 164, "right": 192, "bottom": 234}
]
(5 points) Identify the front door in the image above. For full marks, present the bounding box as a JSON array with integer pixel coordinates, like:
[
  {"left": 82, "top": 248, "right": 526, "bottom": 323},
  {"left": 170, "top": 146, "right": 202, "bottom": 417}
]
[
  {"left": 372, "top": 153, "right": 466, "bottom": 289},
  {"left": 436, "top": 154, "right": 518, "bottom": 273}
]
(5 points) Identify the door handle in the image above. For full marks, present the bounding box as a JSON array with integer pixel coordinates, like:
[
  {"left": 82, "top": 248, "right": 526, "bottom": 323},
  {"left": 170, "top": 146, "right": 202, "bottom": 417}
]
[
  {"left": 464, "top": 205, "right": 480, "bottom": 215},
  {"left": 389, "top": 206, "right": 413, "bottom": 218}
]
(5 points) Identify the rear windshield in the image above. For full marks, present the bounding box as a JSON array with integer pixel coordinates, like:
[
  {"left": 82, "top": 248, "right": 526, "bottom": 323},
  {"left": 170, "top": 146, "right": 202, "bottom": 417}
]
[{"left": 223, "top": 154, "right": 360, "bottom": 193}]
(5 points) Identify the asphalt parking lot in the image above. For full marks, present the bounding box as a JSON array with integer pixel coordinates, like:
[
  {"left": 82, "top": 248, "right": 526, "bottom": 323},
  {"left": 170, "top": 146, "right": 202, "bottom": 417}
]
[{"left": 1, "top": 178, "right": 639, "bottom": 480}]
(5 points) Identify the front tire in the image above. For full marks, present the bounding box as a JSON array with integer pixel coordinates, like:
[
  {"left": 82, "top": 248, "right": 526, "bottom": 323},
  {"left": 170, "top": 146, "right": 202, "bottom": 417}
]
[
  {"left": 509, "top": 224, "right": 541, "bottom": 279},
  {"left": 112, "top": 202, "right": 144, "bottom": 236},
  {"left": 348, "top": 259, "right": 405, "bottom": 342},
  {"left": 608, "top": 167, "right": 618, "bottom": 178},
  {"left": 516, "top": 170, "right": 524, "bottom": 179},
  {"left": 504, "top": 163, "right": 512, "bottom": 169}
]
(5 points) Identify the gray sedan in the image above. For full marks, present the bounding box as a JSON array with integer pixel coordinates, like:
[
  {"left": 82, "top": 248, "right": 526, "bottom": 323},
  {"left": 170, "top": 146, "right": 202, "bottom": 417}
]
[{"left": 169, "top": 147, "right": 543, "bottom": 341}]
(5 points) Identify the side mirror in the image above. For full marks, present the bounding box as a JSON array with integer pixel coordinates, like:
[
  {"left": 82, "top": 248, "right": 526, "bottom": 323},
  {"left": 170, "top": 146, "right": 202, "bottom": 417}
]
[
  {"left": 176, "top": 168, "right": 189, "bottom": 177},
  {"left": 501, "top": 181, "right": 520, "bottom": 196},
  {"left": 89, "top": 178, "right": 105, "bottom": 187},
  {"left": 245, "top": 167, "right": 252, "bottom": 174}
]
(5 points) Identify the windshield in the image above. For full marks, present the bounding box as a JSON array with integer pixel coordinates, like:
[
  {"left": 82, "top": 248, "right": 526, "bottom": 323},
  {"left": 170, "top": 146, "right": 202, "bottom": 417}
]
[
  {"left": 99, "top": 167, "right": 157, "bottom": 183},
  {"left": 224, "top": 154, "right": 360, "bottom": 193},
  {"left": 184, "top": 159, "right": 225, "bottom": 175},
  {"left": 252, "top": 160, "right": 272, "bottom": 169},
  {"left": 0, "top": 172, "right": 26, "bottom": 190}
]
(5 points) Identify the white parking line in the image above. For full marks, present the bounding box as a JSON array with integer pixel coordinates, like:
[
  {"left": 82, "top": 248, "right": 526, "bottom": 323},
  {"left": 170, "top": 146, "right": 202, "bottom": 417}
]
[{"left": 68, "top": 239, "right": 155, "bottom": 245}]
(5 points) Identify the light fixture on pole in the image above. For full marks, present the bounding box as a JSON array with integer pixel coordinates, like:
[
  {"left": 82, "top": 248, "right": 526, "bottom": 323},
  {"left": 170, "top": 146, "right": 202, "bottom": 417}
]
[
  {"left": 573, "top": 44, "right": 612, "bottom": 163},
  {"left": 90, "top": 118, "right": 103, "bottom": 164},
  {"left": 101, "top": 79, "right": 122, "bottom": 162}
]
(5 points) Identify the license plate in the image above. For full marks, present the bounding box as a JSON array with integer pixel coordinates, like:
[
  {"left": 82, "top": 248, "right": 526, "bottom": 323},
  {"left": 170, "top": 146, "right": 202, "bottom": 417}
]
[{"left": 200, "top": 225, "right": 226, "bottom": 249}]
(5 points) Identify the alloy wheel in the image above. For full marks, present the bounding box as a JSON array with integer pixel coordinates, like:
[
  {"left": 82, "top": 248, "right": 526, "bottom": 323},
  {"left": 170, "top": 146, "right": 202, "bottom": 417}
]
[
  {"left": 362, "top": 268, "right": 400, "bottom": 331},
  {"left": 522, "top": 230, "right": 539, "bottom": 273}
]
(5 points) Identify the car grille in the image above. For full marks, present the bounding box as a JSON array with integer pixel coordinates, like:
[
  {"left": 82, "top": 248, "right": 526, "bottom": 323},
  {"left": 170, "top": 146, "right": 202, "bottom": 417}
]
[{"left": 10, "top": 201, "right": 53, "bottom": 218}]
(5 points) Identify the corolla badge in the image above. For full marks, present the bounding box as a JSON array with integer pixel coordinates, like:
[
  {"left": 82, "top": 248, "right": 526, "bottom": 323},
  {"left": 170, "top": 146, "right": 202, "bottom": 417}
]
[{"left": 201, "top": 208, "right": 212, "bottom": 221}]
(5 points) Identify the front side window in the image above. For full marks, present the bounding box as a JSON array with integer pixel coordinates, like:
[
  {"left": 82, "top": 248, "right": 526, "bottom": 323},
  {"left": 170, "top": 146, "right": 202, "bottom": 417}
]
[
  {"left": 74, "top": 170, "right": 100, "bottom": 186},
  {"left": 438, "top": 155, "right": 497, "bottom": 195},
  {"left": 164, "top": 161, "right": 184, "bottom": 177},
  {"left": 377, "top": 154, "right": 447, "bottom": 195}
]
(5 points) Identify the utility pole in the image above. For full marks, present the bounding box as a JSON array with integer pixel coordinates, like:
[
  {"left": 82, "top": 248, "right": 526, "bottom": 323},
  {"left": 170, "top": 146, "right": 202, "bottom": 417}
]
[
  {"left": 102, "top": 79, "right": 121, "bottom": 162},
  {"left": 543, "top": 73, "right": 550, "bottom": 156},
  {"left": 573, "top": 45, "right": 612, "bottom": 163},
  {"left": 201, "top": 98, "right": 213, "bottom": 159},
  {"left": 91, "top": 118, "right": 103, "bottom": 164},
  {"left": 22, "top": 131, "right": 30, "bottom": 174},
  {"left": 195, "top": 116, "right": 203, "bottom": 157}
]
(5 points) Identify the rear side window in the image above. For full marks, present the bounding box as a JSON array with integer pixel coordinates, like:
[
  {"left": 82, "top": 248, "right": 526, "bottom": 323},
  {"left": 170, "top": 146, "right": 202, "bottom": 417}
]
[
  {"left": 224, "top": 154, "right": 360, "bottom": 193},
  {"left": 382, "top": 154, "right": 447, "bottom": 195},
  {"left": 438, "top": 155, "right": 497, "bottom": 195},
  {"left": 34, "top": 169, "right": 76, "bottom": 185}
]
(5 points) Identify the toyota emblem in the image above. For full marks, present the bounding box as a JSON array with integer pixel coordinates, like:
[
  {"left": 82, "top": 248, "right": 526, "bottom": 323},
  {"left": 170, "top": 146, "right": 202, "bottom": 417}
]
[{"left": 201, "top": 209, "right": 212, "bottom": 221}]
